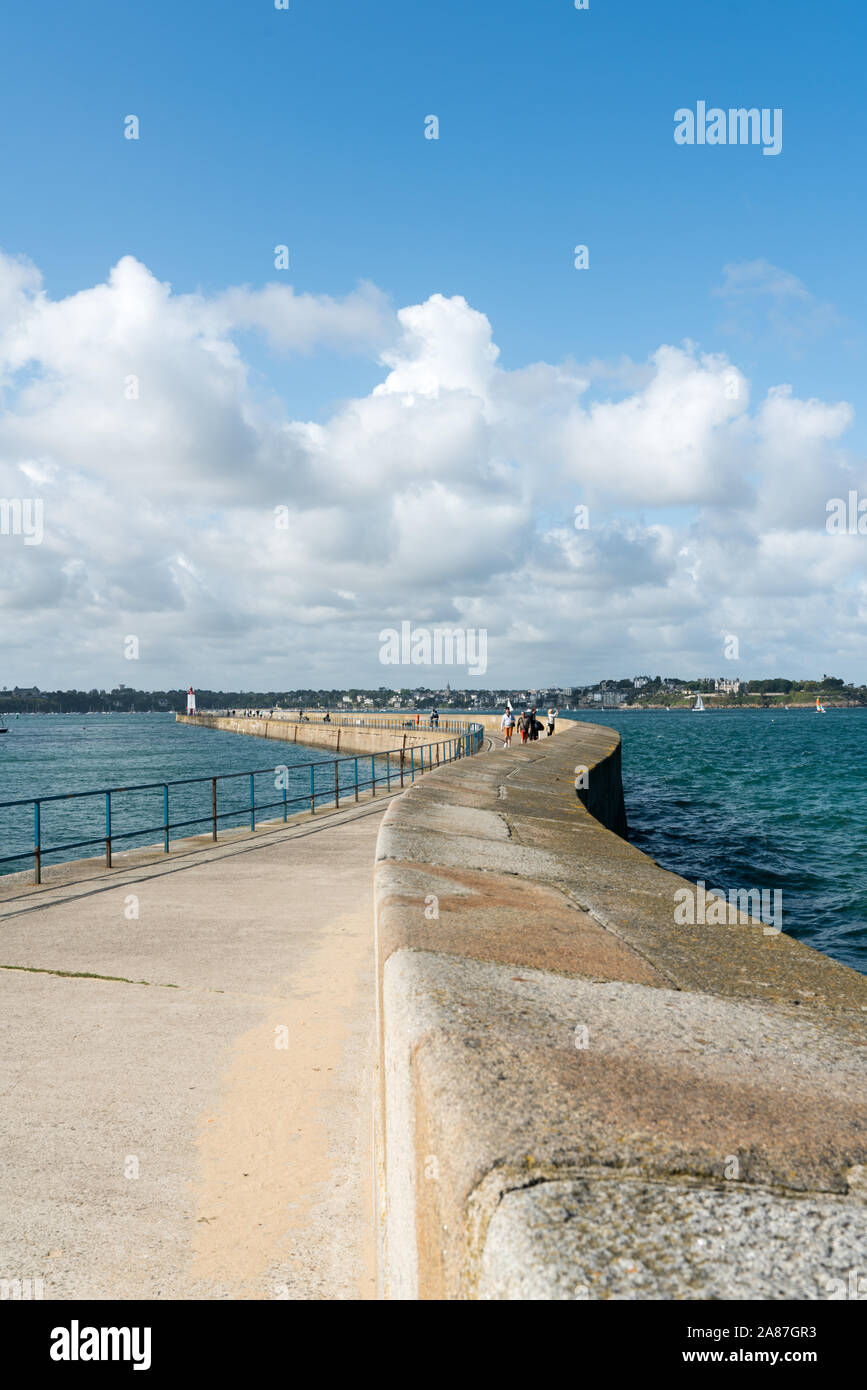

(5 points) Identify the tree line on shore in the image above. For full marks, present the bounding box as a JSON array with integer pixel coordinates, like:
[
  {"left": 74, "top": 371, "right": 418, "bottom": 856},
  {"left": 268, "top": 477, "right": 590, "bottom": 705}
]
[{"left": 1, "top": 674, "right": 865, "bottom": 715}]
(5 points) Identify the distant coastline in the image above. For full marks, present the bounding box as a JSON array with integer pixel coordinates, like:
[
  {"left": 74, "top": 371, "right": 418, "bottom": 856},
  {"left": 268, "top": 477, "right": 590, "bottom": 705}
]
[{"left": 614, "top": 701, "right": 864, "bottom": 711}]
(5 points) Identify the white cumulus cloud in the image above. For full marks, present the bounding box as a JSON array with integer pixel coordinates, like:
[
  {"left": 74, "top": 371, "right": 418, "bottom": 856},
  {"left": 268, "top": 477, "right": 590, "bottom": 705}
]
[{"left": 0, "top": 251, "right": 863, "bottom": 688}]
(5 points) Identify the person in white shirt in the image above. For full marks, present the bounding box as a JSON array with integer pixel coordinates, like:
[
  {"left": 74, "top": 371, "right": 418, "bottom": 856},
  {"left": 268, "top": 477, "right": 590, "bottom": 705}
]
[
  {"left": 500, "top": 707, "right": 516, "bottom": 746},
  {"left": 546, "top": 707, "right": 559, "bottom": 736}
]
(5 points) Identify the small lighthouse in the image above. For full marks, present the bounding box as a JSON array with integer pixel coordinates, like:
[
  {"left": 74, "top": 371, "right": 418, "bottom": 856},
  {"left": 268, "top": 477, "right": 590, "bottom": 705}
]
[{"left": 186, "top": 686, "right": 196, "bottom": 714}]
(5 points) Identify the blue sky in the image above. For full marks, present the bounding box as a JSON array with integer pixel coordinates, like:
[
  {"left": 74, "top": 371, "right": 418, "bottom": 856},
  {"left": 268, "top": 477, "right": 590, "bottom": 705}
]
[
  {"left": 3, "top": 0, "right": 863, "bottom": 416},
  {"left": 0, "top": 0, "right": 865, "bottom": 687}
]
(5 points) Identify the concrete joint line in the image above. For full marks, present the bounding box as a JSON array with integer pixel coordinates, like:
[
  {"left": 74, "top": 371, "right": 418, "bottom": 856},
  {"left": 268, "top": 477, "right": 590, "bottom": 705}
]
[
  {"left": 561, "top": 890, "right": 684, "bottom": 990},
  {"left": 0, "top": 962, "right": 180, "bottom": 989}
]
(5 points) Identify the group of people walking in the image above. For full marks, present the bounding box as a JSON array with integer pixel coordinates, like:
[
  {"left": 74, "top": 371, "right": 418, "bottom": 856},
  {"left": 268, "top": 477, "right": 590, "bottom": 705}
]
[{"left": 500, "top": 705, "right": 558, "bottom": 747}]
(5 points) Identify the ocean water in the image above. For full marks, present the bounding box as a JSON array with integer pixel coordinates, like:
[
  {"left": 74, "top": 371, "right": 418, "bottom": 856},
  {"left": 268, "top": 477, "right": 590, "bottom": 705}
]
[
  {"left": 564, "top": 708, "right": 867, "bottom": 975},
  {"left": 1, "top": 709, "right": 864, "bottom": 976},
  {"left": 0, "top": 713, "right": 398, "bottom": 879}
]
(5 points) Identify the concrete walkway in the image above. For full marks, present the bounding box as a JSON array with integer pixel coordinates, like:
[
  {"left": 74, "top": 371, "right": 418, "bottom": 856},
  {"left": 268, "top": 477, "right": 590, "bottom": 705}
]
[{"left": 0, "top": 797, "right": 395, "bottom": 1300}]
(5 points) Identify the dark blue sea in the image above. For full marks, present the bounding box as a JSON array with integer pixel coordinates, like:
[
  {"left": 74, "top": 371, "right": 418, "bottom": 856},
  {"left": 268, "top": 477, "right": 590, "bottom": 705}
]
[
  {"left": 0, "top": 709, "right": 864, "bottom": 975},
  {"left": 564, "top": 708, "right": 867, "bottom": 975}
]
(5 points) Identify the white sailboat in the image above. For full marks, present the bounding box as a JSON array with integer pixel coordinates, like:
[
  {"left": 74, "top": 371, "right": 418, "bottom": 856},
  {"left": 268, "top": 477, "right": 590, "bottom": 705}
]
[{"left": 692, "top": 694, "right": 705, "bottom": 712}]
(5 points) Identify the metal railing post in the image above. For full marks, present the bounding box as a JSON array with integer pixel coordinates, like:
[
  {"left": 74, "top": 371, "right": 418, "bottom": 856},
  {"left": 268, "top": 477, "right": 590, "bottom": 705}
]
[
  {"left": 399, "top": 750, "right": 404, "bottom": 787},
  {"left": 386, "top": 751, "right": 391, "bottom": 790},
  {"left": 282, "top": 778, "right": 288, "bottom": 822},
  {"left": 410, "top": 747, "right": 415, "bottom": 782},
  {"left": 212, "top": 778, "right": 218, "bottom": 840},
  {"left": 310, "top": 764, "right": 315, "bottom": 814},
  {"left": 163, "top": 786, "right": 170, "bottom": 852},
  {"left": 34, "top": 802, "right": 41, "bottom": 885},
  {"left": 371, "top": 755, "right": 376, "bottom": 795},
  {"left": 354, "top": 757, "right": 359, "bottom": 802},
  {"left": 250, "top": 773, "right": 256, "bottom": 831},
  {"left": 334, "top": 760, "right": 340, "bottom": 809},
  {"left": 105, "top": 792, "right": 112, "bottom": 867}
]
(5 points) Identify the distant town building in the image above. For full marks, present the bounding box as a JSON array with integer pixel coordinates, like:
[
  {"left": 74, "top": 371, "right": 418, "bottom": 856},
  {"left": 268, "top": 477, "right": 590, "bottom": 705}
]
[{"left": 715, "top": 677, "right": 741, "bottom": 694}]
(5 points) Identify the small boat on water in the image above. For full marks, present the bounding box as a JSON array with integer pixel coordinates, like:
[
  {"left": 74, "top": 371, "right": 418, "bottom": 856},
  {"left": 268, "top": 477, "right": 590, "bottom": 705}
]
[
  {"left": 692, "top": 694, "right": 705, "bottom": 712},
  {"left": 815, "top": 696, "right": 827, "bottom": 713}
]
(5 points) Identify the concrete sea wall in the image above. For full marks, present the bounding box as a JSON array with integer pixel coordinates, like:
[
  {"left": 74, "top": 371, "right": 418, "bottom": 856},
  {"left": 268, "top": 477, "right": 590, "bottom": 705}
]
[
  {"left": 177, "top": 712, "right": 471, "bottom": 760},
  {"left": 373, "top": 720, "right": 867, "bottom": 1299}
]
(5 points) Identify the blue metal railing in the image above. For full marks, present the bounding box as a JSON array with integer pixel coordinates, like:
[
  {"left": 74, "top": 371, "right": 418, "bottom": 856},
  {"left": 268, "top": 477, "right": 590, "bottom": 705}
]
[{"left": 0, "top": 723, "right": 484, "bottom": 884}]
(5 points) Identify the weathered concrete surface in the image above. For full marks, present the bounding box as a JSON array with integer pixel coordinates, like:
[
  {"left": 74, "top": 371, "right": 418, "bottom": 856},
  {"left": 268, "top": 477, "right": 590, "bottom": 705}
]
[
  {"left": 373, "top": 722, "right": 867, "bottom": 1300},
  {"left": 479, "top": 1179, "right": 867, "bottom": 1301},
  {"left": 0, "top": 796, "right": 396, "bottom": 1300}
]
